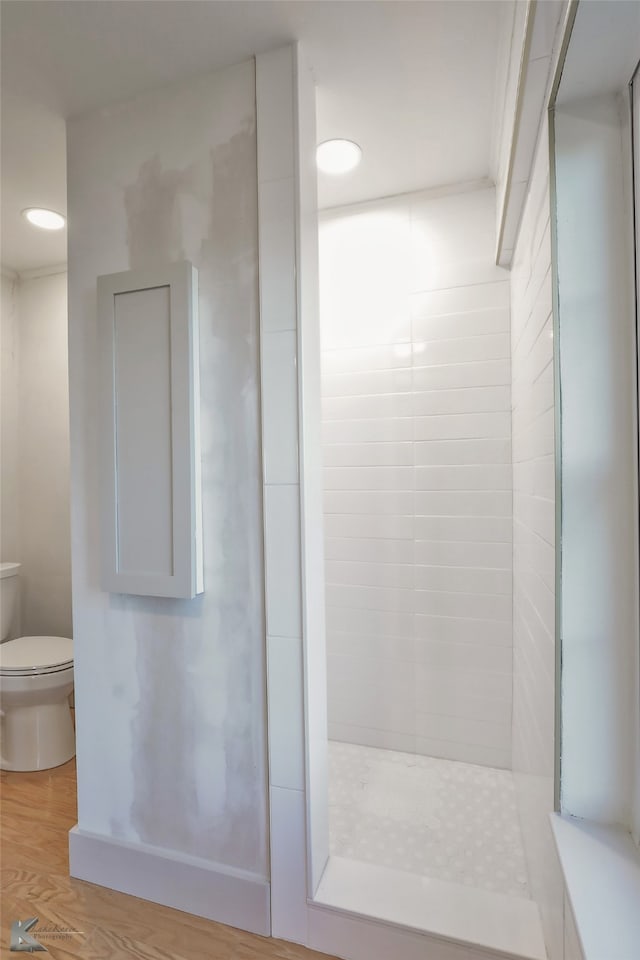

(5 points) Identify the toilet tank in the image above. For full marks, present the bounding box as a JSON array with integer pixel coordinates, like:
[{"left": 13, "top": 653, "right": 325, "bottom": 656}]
[{"left": 0, "top": 563, "right": 21, "bottom": 641}]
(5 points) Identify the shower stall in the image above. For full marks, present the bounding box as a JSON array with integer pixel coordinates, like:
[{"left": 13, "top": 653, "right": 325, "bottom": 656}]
[{"left": 316, "top": 182, "right": 554, "bottom": 943}]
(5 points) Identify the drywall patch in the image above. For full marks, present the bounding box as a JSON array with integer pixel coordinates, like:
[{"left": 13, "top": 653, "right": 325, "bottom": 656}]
[
  {"left": 124, "top": 155, "right": 189, "bottom": 269},
  {"left": 122, "top": 98, "right": 267, "bottom": 873}
]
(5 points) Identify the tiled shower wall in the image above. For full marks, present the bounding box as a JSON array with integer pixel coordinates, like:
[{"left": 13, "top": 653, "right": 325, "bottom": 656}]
[
  {"left": 510, "top": 117, "right": 563, "bottom": 958},
  {"left": 511, "top": 119, "right": 555, "bottom": 784},
  {"left": 320, "top": 186, "right": 513, "bottom": 768}
]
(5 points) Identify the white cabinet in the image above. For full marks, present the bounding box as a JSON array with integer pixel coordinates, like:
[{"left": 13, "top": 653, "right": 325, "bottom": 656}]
[{"left": 98, "top": 261, "right": 203, "bottom": 598}]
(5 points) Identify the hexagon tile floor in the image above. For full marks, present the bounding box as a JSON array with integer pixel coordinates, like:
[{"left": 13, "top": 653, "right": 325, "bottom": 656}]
[{"left": 328, "top": 740, "right": 531, "bottom": 899}]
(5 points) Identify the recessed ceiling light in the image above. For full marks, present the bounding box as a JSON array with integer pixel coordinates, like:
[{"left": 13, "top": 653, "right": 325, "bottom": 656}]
[
  {"left": 316, "top": 139, "right": 362, "bottom": 175},
  {"left": 22, "top": 208, "right": 66, "bottom": 231}
]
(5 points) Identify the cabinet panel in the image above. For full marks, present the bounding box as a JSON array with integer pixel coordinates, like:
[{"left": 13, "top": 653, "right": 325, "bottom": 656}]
[{"left": 98, "top": 262, "right": 203, "bottom": 598}]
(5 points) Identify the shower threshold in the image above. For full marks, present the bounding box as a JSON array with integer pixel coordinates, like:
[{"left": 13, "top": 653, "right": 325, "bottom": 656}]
[{"left": 313, "top": 856, "right": 545, "bottom": 960}]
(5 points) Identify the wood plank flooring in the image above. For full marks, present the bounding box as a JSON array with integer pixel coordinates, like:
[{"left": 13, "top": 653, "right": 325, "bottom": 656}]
[{"left": 0, "top": 760, "right": 336, "bottom": 960}]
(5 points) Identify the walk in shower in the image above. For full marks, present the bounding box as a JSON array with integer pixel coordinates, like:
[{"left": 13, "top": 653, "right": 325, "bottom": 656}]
[{"left": 316, "top": 181, "right": 554, "bottom": 955}]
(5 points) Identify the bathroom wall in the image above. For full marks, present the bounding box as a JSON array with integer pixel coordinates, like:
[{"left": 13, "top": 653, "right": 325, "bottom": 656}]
[
  {"left": 0, "top": 270, "right": 71, "bottom": 638},
  {"left": 320, "top": 185, "right": 513, "bottom": 768},
  {"left": 511, "top": 118, "right": 555, "bottom": 783},
  {"left": 509, "top": 117, "right": 563, "bottom": 960},
  {"left": 1, "top": 273, "right": 20, "bottom": 564},
  {"left": 66, "top": 58, "right": 269, "bottom": 924},
  {"left": 18, "top": 272, "right": 72, "bottom": 637}
]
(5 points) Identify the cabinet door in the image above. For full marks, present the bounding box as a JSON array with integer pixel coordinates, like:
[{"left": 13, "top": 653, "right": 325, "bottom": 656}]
[{"left": 98, "top": 261, "right": 203, "bottom": 598}]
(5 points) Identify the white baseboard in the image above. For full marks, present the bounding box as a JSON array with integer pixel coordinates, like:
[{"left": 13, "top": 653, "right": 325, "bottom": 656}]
[{"left": 68, "top": 825, "right": 271, "bottom": 936}]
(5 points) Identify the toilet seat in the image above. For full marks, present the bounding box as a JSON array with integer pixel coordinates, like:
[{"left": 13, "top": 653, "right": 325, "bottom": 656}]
[{"left": 0, "top": 636, "right": 73, "bottom": 676}]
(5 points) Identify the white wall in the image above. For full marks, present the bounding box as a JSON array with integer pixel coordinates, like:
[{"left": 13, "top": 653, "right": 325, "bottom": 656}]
[
  {"left": 555, "top": 91, "right": 638, "bottom": 827},
  {"left": 510, "top": 116, "right": 564, "bottom": 960},
  {"left": 18, "top": 273, "right": 71, "bottom": 637},
  {"left": 67, "top": 59, "right": 269, "bottom": 927},
  {"left": 1, "top": 273, "right": 20, "bottom": 566},
  {"left": 320, "top": 185, "right": 513, "bottom": 768},
  {"left": 1, "top": 271, "right": 71, "bottom": 639}
]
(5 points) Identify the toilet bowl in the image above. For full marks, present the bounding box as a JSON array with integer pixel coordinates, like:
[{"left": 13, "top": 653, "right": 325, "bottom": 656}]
[{"left": 0, "top": 563, "right": 75, "bottom": 771}]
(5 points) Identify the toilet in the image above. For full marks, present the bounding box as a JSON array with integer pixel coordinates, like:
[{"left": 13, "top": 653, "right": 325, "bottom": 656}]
[{"left": 0, "top": 562, "right": 75, "bottom": 771}]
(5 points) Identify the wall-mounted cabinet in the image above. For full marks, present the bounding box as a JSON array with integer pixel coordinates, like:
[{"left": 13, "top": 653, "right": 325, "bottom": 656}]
[{"left": 98, "top": 261, "right": 203, "bottom": 599}]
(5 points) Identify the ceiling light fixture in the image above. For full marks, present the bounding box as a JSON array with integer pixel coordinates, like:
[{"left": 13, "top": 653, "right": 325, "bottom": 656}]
[
  {"left": 22, "top": 208, "right": 66, "bottom": 231},
  {"left": 316, "top": 139, "right": 362, "bottom": 175}
]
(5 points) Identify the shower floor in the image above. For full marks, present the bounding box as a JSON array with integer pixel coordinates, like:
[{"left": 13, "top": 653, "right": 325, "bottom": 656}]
[{"left": 329, "top": 740, "right": 530, "bottom": 900}]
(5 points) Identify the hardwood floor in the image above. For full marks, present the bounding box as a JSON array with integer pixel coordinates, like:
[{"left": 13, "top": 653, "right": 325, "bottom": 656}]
[{"left": 0, "top": 760, "right": 335, "bottom": 960}]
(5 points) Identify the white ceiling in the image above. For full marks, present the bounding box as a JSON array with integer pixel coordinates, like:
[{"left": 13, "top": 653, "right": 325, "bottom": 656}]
[
  {"left": 1, "top": 0, "right": 505, "bottom": 273},
  {"left": 555, "top": 0, "right": 640, "bottom": 106}
]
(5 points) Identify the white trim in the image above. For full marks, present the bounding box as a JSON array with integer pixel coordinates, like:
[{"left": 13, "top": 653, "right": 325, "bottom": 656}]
[
  {"left": 68, "top": 825, "right": 271, "bottom": 936},
  {"left": 496, "top": 1, "right": 573, "bottom": 266},
  {"left": 97, "top": 261, "right": 203, "bottom": 599},
  {"left": 551, "top": 814, "right": 640, "bottom": 960},
  {"left": 18, "top": 262, "right": 68, "bottom": 280},
  {"left": 319, "top": 177, "right": 493, "bottom": 219}
]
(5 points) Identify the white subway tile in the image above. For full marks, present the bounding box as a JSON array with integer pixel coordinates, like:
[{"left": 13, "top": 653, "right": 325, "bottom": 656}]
[
  {"left": 414, "top": 438, "right": 511, "bottom": 465},
  {"left": 326, "top": 559, "right": 414, "bottom": 590},
  {"left": 412, "top": 333, "right": 510, "bottom": 366},
  {"left": 414, "top": 565, "right": 511, "bottom": 596},
  {"left": 264, "top": 484, "right": 301, "bottom": 638},
  {"left": 256, "top": 48, "right": 294, "bottom": 183},
  {"left": 321, "top": 368, "right": 413, "bottom": 398},
  {"left": 411, "top": 259, "right": 508, "bottom": 294},
  {"left": 328, "top": 652, "right": 415, "bottom": 692},
  {"left": 325, "top": 536, "right": 414, "bottom": 564},
  {"left": 416, "top": 711, "right": 511, "bottom": 752},
  {"left": 326, "top": 582, "right": 414, "bottom": 614},
  {"left": 258, "top": 178, "right": 296, "bottom": 331},
  {"left": 415, "top": 664, "right": 512, "bottom": 703},
  {"left": 414, "top": 490, "right": 511, "bottom": 517},
  {"left": 323, "top": 417, "right": 413, "bottom": 443},
  {"left": 414, "top": 614, "right": 512, "bottom": 646},
  {"left": 321, "top": 343, "right": 412, "bottom": 376},
  {"left": 414, "top": 682, "right": 512, "bottom": 725},
  {"left": 269, "top": 786, "right": 308, "bottom": 942},
  {"left": 414, "top": 464, "right": 511, "bottom": 491},
  {"left": 319, "top": 209, "right": 411, "bottom": 350},
  {"left": 414, "top": 638, "right": 512, "bottom": 674},
  {"left": 319, "top": 187, "right": 515, "bottom": 767},
  {"left": 328, "top": 662, "right": 415, "bottom": 736},
  {"left": 261, "top": 330, "right": 299, "bottom": 483},
  {"left": 414, "top": 412, "right": 511, "bottom": 441},
  {"left": 328, "top": 722, "right": 416, "bottom": 755},
  {"left": 413, "top": 359, "right": 510, "bottom": 390},
  {"left": 324, "top": 513, "right": 415, "bottom": 540},
  {"left": 322, "top": 393, "right": 412, "bottom": 421},
  {"left": 323, "top": 441, "right": 414, "bottom": 467},
  {"left": 412, "top": 385, "right": 510, "bottom": 416},
  {"left": 413, "top": 589, "right": 512, "bottom": 621},
  {"left": 326, "top": 605, "right": 414, "bottom": 639},
  {"left": 267, "top": 635, "right": 304, "bottom": 790},
  {"left": 323, "top": 465, "right": 413, "bottom": 491},
  {"left": 414, "top": 736, "right": 511, "bottom": 768},
  {"left": 411, "top": 280, "right": 510, "bottom": 319},
  {"left": 324, "top": 489, "right": 414, "bottom": 516},
  {"left": 326, "top": 632, "right": 416, "bottom": 663},
  {"left": 412, "top": 307, "right": 510, "bottom": 342},
  {"left": 510, "top": 143, "right": 556, "bottom": 791},
  {"left": 414, "top": 540, "right": 511, "bottom": 568},
  {"left": 413, "top": 515, "right": 512, "bottom": 542}
]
